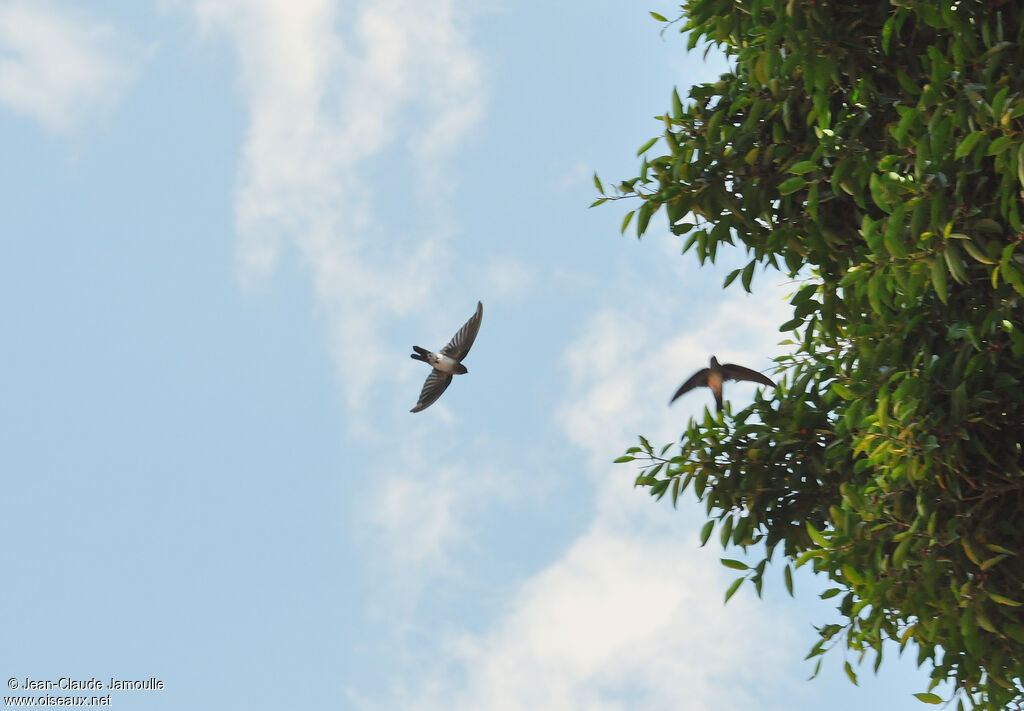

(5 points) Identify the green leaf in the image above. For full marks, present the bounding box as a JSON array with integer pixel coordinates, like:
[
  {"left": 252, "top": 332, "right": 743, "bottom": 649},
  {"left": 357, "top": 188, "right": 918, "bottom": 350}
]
[
  {"left": 961, "top": 239, "right": 994, "bottom": 264},
  {"left": 986, "top": 136, "right": 1013, "bottom": 156},
  {"left": 884, "top": 226, "right": 908, "bottom": 259},
  {"left": 893, "top": 536, "right": 913, "bottom": 568},
  {"left": 842, "top": 564, "right": 864, "bottom": 585},
  {"left": 988, "top": 592, "right": 1024, "bottom": 607},
  {"left": 831, "top": 382, "right": 855, "bottom": 400},
  {"left": 779, "top": 316, "right": 802, "bottom": 332},
  {"left": 976, "top": 606, "right": 997, "bottom": 633},
  {"left": 944, "top": 243, "right": 969, "bottom": 284},
  {"left": 649, "top": 11, "right": 668, "bottom": 22},
  {"left": 1005, "top": 624, "right": 1024, "bottom": 644},
  {"left": 613, "top": 455, "right": 635, "bottom": 463},
  {"left": 1018, "top": 142, "right": 1024, "bottom": 189},
  {"left": 984, "top": 543, "right": 1017, "bottom": 556},
  {"left": 741, "top": 260, "right": 755, "bottom": 292},
  {"left": 913, "top": 692, "right": 943, "bottom": 704},
  {"left": 636, "top": 136, "right": 659, "bottom": 156},
  {"left": 896, "top": 69, "right": 919, "bottom": 96},
  {"left": 869, "top": 173, "right": 892, "bottom": 213},
  {"left": 724, "top": 576, "right": 744, "bottom": 602},
  {"left": 844, "top": 661, "right": 858, "bottom": 686},
  {"left": 593, "top": 172, "right": 603, "bottom": 194},
  {"left": 700, "top": 520, "right": 714, "bottom": 546},
  {"left": 721, "top": 558, "right": 749, "bottom": 570},
  {"left": 784, "top": 564, "right": 794, "bottom": 596},
  {"left": 719, "top": 515, "right": 734, "bottom": 546},
  {"left": 950, "top": 382, "right": 967, "bottom": 421},
  {"left": 961, "top": 537, "right": 983, "bottom": 565},
  {"left": 955, "top": 130, "right": 985, "bottom": 159},
  {"left": 790, "top": 160, "right": 818, "bottom": 175},
  {"left": 636, "top": 202, "right": 654, "bottom": 236},
  {"left": 868, "top": 270, "right": 886, "bottom": 312},
  {"left": 1003, "top": 260, "right": 1024, "bottom": 297},
  {"left": 930, "top": 256, "right": 948, "bottom": 303},
  {"left": 805, "top": 521, "right": 830, "bottom": 547},
  {"left": 620, "top": 210, "right": 635, "bottom": 235},
  {"left": 779, "top": 176, "right": 808, "bottom": 195}
]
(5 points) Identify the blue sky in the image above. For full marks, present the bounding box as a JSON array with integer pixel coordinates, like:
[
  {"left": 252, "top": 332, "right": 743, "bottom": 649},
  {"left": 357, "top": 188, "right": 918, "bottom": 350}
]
[{"left": 1, "top": 1, "right": 936, "bottom": 709}]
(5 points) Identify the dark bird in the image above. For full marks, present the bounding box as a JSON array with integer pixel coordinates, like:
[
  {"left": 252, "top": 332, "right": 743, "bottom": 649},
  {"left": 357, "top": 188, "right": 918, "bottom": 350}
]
[
  {"left": 409, "top": 301, "right": 483, "bottom": 413},
  {"left": 670, "top": 355, "right": 775, "bottom": 411}
]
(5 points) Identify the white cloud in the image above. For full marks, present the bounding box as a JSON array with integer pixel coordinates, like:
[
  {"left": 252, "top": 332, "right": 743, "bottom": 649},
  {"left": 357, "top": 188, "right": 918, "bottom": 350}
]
[
  {"left": 365, "top": 464, "right": 464, "bottom": 579},
  {"left": 483, "top": 258, "right": 533, "bottom": 300},
  {"left": 370, "top": 503, "right": 801, "bottom": 711},
  {"left": 361, "top": 450, "right": 503, "bottom": 596},
  {"left": 191, "top": 0, "right": 483, "bottom": 410},
  {"left": 424, "top": 524, "right": 796, "bottom": 711},
  {"left": 553, "top": 161, "right": 593, "bottom": 192},
  {"left": 0, "top": 1, "right": 139, "bottom": 133}
]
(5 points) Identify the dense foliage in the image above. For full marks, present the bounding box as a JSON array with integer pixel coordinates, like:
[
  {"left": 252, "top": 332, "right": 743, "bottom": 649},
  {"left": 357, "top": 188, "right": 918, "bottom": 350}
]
[{"left": 601, "top": 0, "right": 1024, "bottom": 707}]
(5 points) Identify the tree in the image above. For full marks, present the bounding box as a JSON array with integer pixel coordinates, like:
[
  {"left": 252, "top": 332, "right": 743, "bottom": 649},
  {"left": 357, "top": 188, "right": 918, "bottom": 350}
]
[{"left": 599, "top": 1, "right": 1024, "bottom": 708}]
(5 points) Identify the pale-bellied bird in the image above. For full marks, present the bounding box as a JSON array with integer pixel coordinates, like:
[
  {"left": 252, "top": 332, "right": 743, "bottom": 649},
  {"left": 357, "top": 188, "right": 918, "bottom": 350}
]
[
  {"left": 409, "top": 301, "right": 483, "bottom": 413},
  {"left": 670, "top": 355, "right": 775, "bottom": 411}
]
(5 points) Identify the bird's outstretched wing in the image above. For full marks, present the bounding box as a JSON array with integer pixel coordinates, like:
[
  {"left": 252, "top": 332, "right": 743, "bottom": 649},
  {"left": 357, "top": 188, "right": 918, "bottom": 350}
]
[
  {"left": 411, "top": 369, "right": 454, "bottom": 413},
  {"left": 721, "top": 363, "right": 776, "bottom": 387},
  {"left": 441, "top": 301, "right": 483, "bottom": 361},
  {"left": 669, "top": 368, "right": 710, "bottom": 404}
]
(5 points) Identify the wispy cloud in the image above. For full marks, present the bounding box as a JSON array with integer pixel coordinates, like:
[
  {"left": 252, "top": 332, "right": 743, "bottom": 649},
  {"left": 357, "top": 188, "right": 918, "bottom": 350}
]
[
  {"left": 0, "top": 1, "right": 139, "bottom": 133},
  {"left": 188, "top": 0, "right": 490, "bottom": 605},
  {"left": 483, "top": 258, "right": 534, "bottom": 301},
  {"left": 396, "top": 524, "right": 797, "bottom": 711},
  {"left": 361, "top": 452, "right": 499, "bottom": 597},
  {"left": 191, "top": 0, "right": 483, "bottom": 410}
]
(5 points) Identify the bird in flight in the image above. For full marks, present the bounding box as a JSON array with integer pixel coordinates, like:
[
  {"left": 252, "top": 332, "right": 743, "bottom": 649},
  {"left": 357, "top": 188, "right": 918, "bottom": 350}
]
[
  {"left": 409, "top": 301, "right": 483, "bottom": 413},
  {"left": 670, "top": 355, "right": 775, "bottom": 411}
]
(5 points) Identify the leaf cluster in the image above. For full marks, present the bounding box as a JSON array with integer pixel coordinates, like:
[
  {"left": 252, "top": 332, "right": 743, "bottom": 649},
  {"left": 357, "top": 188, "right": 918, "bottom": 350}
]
[{"left": 608, "top": 1, "right": 1024, "bottom": 707}]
